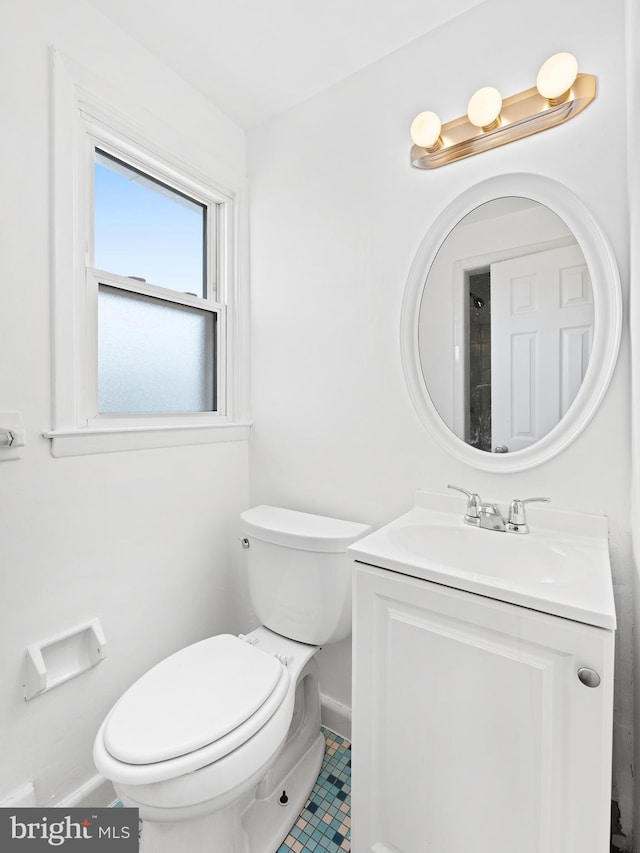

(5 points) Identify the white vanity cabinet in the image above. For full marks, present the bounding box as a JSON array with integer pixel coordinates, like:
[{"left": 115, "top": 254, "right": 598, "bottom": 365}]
[{"left": 351, "top": 562, "right": 615, "bottom": 853}]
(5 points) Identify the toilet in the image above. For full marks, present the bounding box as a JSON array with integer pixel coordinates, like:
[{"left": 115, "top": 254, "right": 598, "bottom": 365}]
[{"left": 93, "top": 505, "right": 370, "bottom": 853}]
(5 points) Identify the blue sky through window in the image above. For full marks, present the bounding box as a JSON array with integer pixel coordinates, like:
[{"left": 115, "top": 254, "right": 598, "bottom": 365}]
[{"left": 94, "top": 151, "right": 206, "bottom": 297}]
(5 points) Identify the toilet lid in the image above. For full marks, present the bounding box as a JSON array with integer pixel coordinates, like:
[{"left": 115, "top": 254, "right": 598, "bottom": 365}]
[{"left": 103, "top": 634, "right": 285, "bottom": 765}]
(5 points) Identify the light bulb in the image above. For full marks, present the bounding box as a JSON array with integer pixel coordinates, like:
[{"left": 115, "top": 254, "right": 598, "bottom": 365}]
[
  {"left": 536, "top": 52, "right": 578, "bottom": 104},
  {"left": 467, "top": 87, "right": 502, "bottom": 130},
  {"left": 410, "top": 111, "right": 442, "bottom": 150}
]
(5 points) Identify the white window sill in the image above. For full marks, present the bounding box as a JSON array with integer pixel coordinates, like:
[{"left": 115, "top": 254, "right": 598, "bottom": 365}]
[{"left": 44, "top": 422, "right": 252, "bottom": 457}]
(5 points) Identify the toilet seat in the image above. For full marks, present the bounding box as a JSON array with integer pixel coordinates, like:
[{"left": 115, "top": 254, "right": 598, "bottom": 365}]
[{"left": 102, "top": 634, "right": 290, "bottom": 770}]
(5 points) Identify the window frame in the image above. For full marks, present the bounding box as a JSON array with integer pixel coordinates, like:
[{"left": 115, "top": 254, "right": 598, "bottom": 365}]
[{"left": 48, "top": 50, "right": 250, "bottom": 456}]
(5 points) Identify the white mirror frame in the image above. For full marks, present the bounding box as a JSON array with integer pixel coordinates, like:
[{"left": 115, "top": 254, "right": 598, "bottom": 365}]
[{"left": 401, "top": 173, "right": 622, "bottom": 473}]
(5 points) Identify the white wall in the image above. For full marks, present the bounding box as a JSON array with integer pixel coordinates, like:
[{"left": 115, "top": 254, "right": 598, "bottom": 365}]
[
  {"left": 0, "top": 0, "right": 251, "bottom": 806},
  {"left": 248, "top": 0, "right": 634, "bottom": 843}
]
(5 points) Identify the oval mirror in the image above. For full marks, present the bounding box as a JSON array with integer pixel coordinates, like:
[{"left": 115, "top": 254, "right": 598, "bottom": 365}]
[{"left": 401, "top": 174, "right": 622, "bottom": 472}]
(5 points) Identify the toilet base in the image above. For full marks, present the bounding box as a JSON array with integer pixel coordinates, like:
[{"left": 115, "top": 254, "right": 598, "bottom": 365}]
[
  {"left": 140, "top": 808, "right": 244, "bottom": 853},
  {"left": 243, "top": 731, "right": 325, "bottom": 853},
  {"left": 137, "top": 731, "right": 324, "bottom": 853}
]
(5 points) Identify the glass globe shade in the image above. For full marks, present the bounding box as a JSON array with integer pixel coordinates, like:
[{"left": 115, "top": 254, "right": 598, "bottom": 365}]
[
  {"left": 410, "top": 111, "right": 442, "bottom": 149},
  {"left": 467, "top": 87, "right": 503, "bottom": 129},
  {"left": 536, "top": 52, "right": 578, "bottom": 101}
]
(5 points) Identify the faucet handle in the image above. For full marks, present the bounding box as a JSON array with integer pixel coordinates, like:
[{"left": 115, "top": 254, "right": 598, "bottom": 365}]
[
  {"left": 508, "top": 497, "right": 550, "bottom": 529},
  {"left": 447, "top": 484, "right": 481, "bottom": 519}
]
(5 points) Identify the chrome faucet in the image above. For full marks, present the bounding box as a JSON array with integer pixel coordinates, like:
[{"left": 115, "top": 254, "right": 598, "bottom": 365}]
[{"left": 447, "top": 486, "right": 549, "bottom": 534}]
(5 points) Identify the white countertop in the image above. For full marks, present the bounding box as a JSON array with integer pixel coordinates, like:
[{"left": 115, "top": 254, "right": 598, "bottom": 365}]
[{"left": 348, "top": 491, "right": 616, "bottom": 630}]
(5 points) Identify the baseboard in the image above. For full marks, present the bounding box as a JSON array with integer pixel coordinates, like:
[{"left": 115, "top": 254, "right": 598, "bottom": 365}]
[
  {"left": 320, "top": 695, "right": 351, "bottom": 741},
  {"left": 56, "top": 774, "right": 116, "bottom": 808},
  {"left": 0, "top": 782, "right": 36, "bottom": 808}
]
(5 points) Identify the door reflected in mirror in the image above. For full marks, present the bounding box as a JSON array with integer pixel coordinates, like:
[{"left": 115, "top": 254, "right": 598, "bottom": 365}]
[{"left": 418, "top": 198, "right": 593, "bottom": 454}]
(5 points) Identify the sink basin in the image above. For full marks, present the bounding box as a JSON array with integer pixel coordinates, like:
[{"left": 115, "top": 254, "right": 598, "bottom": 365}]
[
  {"left": 387, "top": 521, "right": 582, "bottom": 584},
  {"left": 348, "top": 491, "right": 615, "bottom": 629}
]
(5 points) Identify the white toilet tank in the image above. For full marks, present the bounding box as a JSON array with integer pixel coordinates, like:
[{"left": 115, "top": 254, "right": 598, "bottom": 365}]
[{"left": 240, "top": 506, "right": 371, "bottom": 645}]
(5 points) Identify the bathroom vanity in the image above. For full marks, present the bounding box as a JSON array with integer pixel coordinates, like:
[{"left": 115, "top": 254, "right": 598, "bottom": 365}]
[{"left": 349, "top": 491, "right": 615, "bottom": 853}]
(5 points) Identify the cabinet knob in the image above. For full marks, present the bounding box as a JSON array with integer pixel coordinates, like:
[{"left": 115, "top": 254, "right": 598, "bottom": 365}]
[{"left": 577, "top": 667, "right": 601, "bottom": 688}]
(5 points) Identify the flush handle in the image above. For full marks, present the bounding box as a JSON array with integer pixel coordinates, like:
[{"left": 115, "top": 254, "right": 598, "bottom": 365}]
[
  {"left": 577, "top": 667, "right": 601, "bottom": 688},
  {"left": 0, "top": 430, "right": 14, "bottom": 447}
]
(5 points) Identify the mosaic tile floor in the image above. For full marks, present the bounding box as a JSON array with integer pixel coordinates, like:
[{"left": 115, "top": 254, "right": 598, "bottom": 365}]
[
  {"left": 277, "top": 727, "right": 351, "bottom": 853},
  {"left": 114, "top": 726, "right": 351, "bottom": 852}
]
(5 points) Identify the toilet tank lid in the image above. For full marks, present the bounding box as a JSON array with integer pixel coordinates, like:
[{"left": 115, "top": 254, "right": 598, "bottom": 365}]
[{"left": 240, "top": 505, "right": 371, "bottom": 552}]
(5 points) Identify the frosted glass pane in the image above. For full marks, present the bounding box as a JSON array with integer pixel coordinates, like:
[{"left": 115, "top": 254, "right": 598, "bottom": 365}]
[
  {"left": 98, "top": 286, "right": 215, "bottom": 414},
  {"left": 94, "top": 150, "right": 207, "bottom": 297}
]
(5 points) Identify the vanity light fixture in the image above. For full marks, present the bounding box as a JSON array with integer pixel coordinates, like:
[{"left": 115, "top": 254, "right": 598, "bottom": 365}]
[{"left": 410, "top": 52, "right": 595, "bottom": 169}]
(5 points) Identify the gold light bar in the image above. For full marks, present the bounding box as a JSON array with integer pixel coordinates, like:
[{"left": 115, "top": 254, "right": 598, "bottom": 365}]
[{"left": 410, "top": 53, "right": 596, "bottom": 170}]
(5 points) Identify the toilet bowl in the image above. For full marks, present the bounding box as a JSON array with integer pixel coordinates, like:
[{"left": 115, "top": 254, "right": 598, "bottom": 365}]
[{"left": 93, "top": 505, "right": 370, "bottom": 853}]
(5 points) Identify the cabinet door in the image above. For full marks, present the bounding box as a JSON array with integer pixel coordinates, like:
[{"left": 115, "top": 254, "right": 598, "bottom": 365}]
[{"left": 352, "top": 564, "right": 614, "bottom": 853}]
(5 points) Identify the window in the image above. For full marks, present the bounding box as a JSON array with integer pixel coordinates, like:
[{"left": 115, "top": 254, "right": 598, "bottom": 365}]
[
  {"left": 91, "top": 148, "right": 219, "bottom": 416},
  {"left": 49, "top": 52, "right": 249, "bottom": 456}
]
